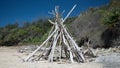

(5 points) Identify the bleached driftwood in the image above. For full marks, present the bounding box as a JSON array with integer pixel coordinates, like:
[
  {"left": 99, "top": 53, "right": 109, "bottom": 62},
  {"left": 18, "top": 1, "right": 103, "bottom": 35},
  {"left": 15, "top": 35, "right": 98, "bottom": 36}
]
[
  {"left": 24, "top": 29, "right": 57, "bottom": 62},
  {"left": 62, "top": 4, "right": 77, "bottom": 23},
  {"left": 25, "top": 4, "right": 86, "bottom": 63},
  {"left": 63, "top": 33, "right": 74, "bottom": 63}
]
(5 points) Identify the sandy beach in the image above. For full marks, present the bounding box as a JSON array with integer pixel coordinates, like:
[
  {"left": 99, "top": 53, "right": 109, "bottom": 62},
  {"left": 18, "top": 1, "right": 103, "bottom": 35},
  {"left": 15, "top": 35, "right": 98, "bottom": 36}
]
[{"left": 0, "top": 46, "right": 104, "bottom": 68}]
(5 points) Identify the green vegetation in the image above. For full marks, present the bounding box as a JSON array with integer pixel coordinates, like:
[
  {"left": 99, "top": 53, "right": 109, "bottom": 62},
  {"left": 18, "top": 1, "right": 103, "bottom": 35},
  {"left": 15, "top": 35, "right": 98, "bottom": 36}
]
[
  {"left": 0, "top": 17, "right": 75, "bottom": 46},
  {"left": 102, "top": 7, "right": 120, "bottom": 28},
  {"left": 0, "top": 19, "right": 52, "bottom": 46}
]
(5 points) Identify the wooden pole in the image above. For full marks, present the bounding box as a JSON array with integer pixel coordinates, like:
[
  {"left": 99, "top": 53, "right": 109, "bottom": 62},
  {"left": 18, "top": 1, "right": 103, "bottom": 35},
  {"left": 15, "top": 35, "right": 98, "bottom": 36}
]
[
  {"left": 62, "top": 24, "right": 85, "bottom": 62},
  {"left": 62, "top": 33, "right": 74, "bottom": 63},
  {"left": 24, "top": 28, "right": 57, "bottom": 62},
  {"left": 48, "top": 30, "right": 60, "bottom": 62},
  {"left": 62, "top": 4, "right": 77, "bottom": 23}
]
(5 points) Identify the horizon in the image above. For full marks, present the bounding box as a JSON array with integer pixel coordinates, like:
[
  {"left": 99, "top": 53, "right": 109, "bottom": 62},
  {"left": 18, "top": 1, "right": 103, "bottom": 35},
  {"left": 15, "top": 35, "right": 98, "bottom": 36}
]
[{"left": 0, "top": 0, "right": 110, "bottom": 27}]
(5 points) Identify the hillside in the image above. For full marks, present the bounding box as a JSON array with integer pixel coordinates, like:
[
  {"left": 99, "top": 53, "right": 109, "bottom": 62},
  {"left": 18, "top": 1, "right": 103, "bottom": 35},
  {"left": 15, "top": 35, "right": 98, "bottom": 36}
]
[{"left": 69, "top": 0, "right": 120, "bottom": 48}]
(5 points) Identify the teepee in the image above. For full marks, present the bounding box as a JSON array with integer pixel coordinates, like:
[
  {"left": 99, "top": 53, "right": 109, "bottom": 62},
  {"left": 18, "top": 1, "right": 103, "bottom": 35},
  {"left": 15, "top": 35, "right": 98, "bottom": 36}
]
[{"left": 24, "top": 5, "right": 85, "bottom": 63}]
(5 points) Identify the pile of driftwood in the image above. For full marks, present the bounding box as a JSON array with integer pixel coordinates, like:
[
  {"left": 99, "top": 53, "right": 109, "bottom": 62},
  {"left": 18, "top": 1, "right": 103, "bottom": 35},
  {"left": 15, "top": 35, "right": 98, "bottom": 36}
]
[{"left": 24, "top": 5, "right": 94, "bottom": 63}]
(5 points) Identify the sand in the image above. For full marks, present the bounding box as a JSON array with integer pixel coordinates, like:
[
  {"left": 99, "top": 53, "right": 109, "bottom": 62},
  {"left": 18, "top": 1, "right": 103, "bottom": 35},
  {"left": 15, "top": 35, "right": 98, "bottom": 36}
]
[{"left": 0, "top": 46, "right": 103, "bottom": 68}]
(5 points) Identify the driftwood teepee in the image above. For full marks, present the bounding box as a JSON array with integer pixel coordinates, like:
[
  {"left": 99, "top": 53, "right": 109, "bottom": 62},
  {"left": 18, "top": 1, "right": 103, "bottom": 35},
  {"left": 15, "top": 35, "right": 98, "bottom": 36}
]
[{"left": 24, "top": 5, "right": 85, "bottom": 63}]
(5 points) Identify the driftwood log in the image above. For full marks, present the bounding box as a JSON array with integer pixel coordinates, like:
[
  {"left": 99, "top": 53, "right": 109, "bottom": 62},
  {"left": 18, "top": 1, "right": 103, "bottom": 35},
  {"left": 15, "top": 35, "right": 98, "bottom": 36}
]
[{"left": 24, "top": 4, "right": 90, "bottom": 63}]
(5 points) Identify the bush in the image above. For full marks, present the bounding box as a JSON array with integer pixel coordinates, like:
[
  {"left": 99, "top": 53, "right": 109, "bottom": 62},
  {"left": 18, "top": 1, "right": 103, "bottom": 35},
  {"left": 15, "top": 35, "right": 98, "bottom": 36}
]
[{"left": 102, "top": 7, "right": 120, "bottom": 28}]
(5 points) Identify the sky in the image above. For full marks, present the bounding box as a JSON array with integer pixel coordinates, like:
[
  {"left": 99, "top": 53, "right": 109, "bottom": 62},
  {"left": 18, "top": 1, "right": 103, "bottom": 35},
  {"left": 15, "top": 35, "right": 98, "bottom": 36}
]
[{"left": 0, "top": 0, "right": 110, "bottom": 27}]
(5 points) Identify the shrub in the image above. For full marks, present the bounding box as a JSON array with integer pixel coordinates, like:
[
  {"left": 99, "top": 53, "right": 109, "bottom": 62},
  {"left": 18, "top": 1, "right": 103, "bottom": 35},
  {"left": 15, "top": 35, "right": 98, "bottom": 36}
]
[{"left": 102, "top": 7, "right": 120, "bottom": 28}]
